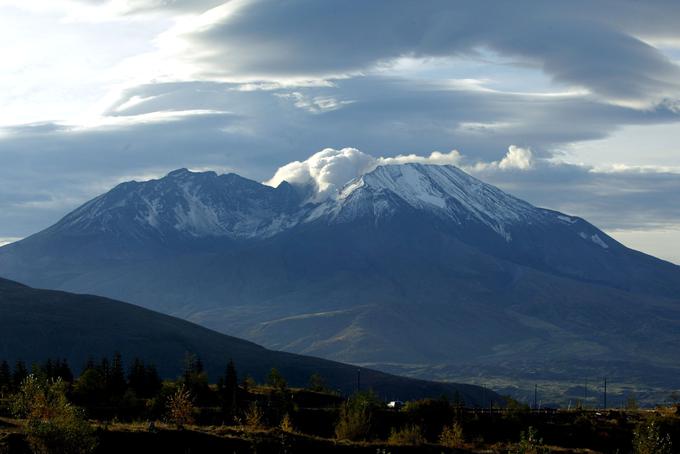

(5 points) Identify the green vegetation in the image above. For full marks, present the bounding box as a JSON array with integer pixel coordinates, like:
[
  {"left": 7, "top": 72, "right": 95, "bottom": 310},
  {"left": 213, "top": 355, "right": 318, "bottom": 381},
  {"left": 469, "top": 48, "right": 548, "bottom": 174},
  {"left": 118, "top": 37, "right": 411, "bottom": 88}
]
[
  {"left": 511, "top": 426, "right": 549, "bottom": 454},
  {"left": 12, "top": 375, "right": 97, "bottom": 454},
  {"left": 633, "top": 419, "right": 673, "bottom": 454},
  {"left": 166, "top": 385, "right": 195, "bottom": 429},
  {"left": 438, "top": 422, "right": 464, "bottom": 448},
  {"left": 387, "top": 424, "right": 426, "bottom": 445},
  {"left": 1, "top": 353, "right": 680, "bottom": 453},
  {"left": 334, "top": 391, "right": 381, "bottom": 441}
]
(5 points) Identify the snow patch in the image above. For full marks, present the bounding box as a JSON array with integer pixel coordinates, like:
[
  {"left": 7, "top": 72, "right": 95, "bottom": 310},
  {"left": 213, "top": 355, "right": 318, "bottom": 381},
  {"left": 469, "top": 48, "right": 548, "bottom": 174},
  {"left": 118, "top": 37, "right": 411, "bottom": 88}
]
[
  {"left": 590, "top": 234, "right": 609, "bottom": 249},
  {"left": 557, "top": 215, "right": 577, "bottom": 224}
]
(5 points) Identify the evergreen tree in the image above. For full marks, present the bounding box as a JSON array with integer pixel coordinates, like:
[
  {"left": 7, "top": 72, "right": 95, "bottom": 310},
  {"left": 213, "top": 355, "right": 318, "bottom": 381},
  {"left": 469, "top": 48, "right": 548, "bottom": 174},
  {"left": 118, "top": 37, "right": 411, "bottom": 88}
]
[
  {"left": 267, "top": 368, "right": 287, "bottom": 391},
  {"left": 82, "top": 357, "right": 96, "bottom": 374},
  {"left": 0, "top": 360, "right": 11, "bottom": 394},
  {"left": 12, "top": 361, "right": 28, "bottom": 389},
  {"left": 99, "top": 357, "right": 110, "bottom": 387},
  {"left": 127, "top": 358, "right": 146, "bottom": 397},
  {"left": 308, "top": 373, "right": 328, "bottom": 392},
  {"left": 43, "top": 358, "right": 55, "bottom": 380},
  {"left": 128, "top": 358, "right": 161, "bottom": 398},
  {"left": 108, "top": 352, "right": 127, "bottom": 397},
  {"left": 181, "top": 353, "right": 210, "bottom": 404},
  {"left": 56, "top": 359, "right": 74, "bottom": 383},
  {"left": 220, "top": 359, "right": 238, "bottom": 413},
  {"left": 144, "top": 363, "right": 162, "bottom": 397}
]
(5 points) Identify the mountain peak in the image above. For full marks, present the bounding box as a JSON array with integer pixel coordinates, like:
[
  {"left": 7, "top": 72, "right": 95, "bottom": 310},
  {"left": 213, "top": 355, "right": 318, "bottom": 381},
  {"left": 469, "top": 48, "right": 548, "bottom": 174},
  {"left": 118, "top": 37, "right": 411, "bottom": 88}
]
[
  {"left": 167, "top": 167, "right": 191, "bottom": 177},
  {"left": 334, "top": 162, "right": 542, "bottom": 240},
  {"left": 165, "top": 168, "right": 218, "bottom": 180}
]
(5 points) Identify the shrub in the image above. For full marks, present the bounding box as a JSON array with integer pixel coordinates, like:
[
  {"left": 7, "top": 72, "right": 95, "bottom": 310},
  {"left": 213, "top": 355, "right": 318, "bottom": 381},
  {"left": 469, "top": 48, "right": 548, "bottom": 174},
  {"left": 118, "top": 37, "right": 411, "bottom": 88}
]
[
  {"left": 439, "top": 422, "right": 464, "bottom": 448},
  {"left": 388, "top": 424, "right": 426, "bottom": 446},
  {"left": 280, "top": 413, "right": 294, "bottom": 432},
  {"left": 244, "top": 402, "right": 264, "bottom": 429},
  {"left": 512, "top": 426, "right": 549, "bottom": 454},
  {"left": 166, "top": 385, "right": 195, "bottom": 429},
  {"left": 12, "top": 375, "right": 97, "bottom": 454},
  {"left": 334, "top": 391, "right": 381, "bottom": 441},
  {"left": 632, "top": 420, "right": 673, "bottom": 454}
]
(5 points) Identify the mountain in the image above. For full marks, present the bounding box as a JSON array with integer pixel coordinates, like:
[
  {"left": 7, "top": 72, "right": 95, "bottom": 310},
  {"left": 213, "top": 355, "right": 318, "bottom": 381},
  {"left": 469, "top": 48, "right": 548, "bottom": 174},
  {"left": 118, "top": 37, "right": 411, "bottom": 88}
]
[
  {"left": 1, "top": 164, "right": 679, "bottom": 396},
  {"left": 0, "top": 276, "right": 491, "bottom": 403}
]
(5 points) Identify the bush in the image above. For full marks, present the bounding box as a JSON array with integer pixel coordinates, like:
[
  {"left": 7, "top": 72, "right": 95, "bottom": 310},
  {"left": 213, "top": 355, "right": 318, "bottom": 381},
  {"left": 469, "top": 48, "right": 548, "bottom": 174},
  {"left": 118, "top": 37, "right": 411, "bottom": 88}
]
[
  {"left": 166, "top": 385, "right": 195, "bottom": 429},
  {"left": 12, "top": 375, "right": 97, "bottom": 454},
  {"left": 244, "top": 402, "right": 264, "bottom": 429},
  {"left": 439, "top": 422, "right": 464, "bottom": 448},
  {"left": 280, "top": 413, "right": 294, "bottom": 432},
  {"left": 512, "top": 426, "right": 549, "bottom": 454},
  {"left": 632, "top": 420, "right": 673, "bottom": 454},
  {"left": 334, "top": 391, "right": 381, "bottom": 441},
  {"left": 388, "top": 424, "right": 426, "bottom": 446}
]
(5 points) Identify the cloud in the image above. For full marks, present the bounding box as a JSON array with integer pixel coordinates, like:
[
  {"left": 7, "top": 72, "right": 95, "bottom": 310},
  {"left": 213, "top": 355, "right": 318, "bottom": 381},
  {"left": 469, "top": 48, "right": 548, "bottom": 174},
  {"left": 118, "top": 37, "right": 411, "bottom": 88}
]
[
  {"left": 265, "top": 148, "right": 376, "bottom": 200},
  {"left": 0, "top": 75, "right": 678, "bottom": 239},
  {"left": 265, "top": 148, "right": 463, "bottom": 200},
  {"left": 379, "top": 150, "right": 463, "bottom": 167},
  {"left": 264, "top": 146, "right": 680, "bottom": 247},
  {"left": 469, "top": 159, "right": 680, "bottom": 232},
  {"left": 471, "top": 146, "right": 534, "bottom": 171},
  {"left": 274, "top": 92, "right": 354, "bottom": 114},
  {"left": 159, "top": 0, "right": 680, "bottom": 107},
  {"left": 499, "top": 146, "right": 533, "bottom": 170}
]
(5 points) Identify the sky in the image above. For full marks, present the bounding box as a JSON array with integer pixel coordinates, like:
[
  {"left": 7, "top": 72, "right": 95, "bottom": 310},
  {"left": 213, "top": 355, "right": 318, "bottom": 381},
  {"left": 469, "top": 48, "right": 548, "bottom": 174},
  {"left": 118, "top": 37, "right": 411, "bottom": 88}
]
[{"left": 0, "top": 0, "right": 679, "bottom": 263}]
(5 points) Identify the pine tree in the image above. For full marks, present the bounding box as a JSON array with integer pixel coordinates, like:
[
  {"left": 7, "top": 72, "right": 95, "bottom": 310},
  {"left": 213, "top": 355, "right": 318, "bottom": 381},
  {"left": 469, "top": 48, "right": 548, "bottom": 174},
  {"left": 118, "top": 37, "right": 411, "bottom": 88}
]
[
  {"left": 220, "top": 359, "right": 238, "bottom": 413},
  {"left": 82, "top": 357, "right": 96, "bottom": 374},
  {"left": 267, "top": 368, "right": 287, "bottom": 391},
  {"left": 128, "top": 358, "right": 146, "bottom": 397},
  {"left": 144, "top": 363, "right": 162, "bottom": 397},
  {"left": 181, "top": 353, "right": 210, "bottom": 404},
  {"left": 12, "top": 361, "right": 28, "bottom": 389},
  {"left": 0, "top": 360, "right": 11, "bottom": 394},
  {"left": 56, "top": 359, "right": 74, "bottom": 383},
  {"left": 109, "top": 352, "right": 127, "bottom": 397}
]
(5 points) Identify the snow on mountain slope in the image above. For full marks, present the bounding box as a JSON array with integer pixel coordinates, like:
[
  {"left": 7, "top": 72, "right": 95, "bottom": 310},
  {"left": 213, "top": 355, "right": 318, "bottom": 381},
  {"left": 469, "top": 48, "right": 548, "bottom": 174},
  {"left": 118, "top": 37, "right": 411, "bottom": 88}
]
[
  {"left": 48, "top": 163, "right": 615, "bottom": 250},
  {"left": 319, "top": 163, "right": 610, "bottom": 248},
  {"left": 54, "top": 168, "right": 305, "bottom": 240}
]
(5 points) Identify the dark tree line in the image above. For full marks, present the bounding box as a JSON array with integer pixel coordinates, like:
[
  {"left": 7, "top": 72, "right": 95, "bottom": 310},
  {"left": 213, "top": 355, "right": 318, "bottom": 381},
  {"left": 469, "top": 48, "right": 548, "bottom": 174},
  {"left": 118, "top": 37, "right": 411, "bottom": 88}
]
[
  {"left": 72, "top": 353, "right": 162, "bottom": 408},
  {"left": 0, "top": 359, "right": 71, "bottom": 395},
  {"left": 0, "top": 354, "right": 161, "bottom": 400},
  {"left": 1, "top": 353, "right": 335, "bottom": 426}
]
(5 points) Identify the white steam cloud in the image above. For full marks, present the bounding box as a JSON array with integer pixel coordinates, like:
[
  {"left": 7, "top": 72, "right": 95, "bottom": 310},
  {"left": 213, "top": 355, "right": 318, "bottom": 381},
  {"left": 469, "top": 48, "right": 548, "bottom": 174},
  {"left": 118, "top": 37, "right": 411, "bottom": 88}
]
[
  {"left": 264, "top": 147, "right": 462, "bottom": 201},
  {"left": 264, "top": 146, "right": 532, "bottom": 200}
]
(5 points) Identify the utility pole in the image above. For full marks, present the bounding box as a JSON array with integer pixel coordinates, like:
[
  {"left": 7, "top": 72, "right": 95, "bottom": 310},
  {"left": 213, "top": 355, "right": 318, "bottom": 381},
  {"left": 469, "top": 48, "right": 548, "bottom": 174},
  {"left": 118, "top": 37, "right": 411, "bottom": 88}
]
[
  {"left": 534, "top": 384, "right": 538, "bottom": 411},
  {"left": 584, "top": 378, "right": 587, "bottom": 409},
  {"left": 357, "top": 369, "right": 361, "bottom": 392},
  {"left": 603, "top": 377, "right": 607, "bottom": 409}
]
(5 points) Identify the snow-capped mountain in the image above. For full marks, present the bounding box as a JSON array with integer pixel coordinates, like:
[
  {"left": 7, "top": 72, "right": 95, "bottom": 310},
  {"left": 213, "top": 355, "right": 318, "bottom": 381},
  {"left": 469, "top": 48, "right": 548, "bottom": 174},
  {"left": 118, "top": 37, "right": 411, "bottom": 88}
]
[
  {"left": 2, "top": 163, "right": 680, "bottom": 394},
  {"left": 323, "top": 164, "right": 604, "bottom": 245},
  {"left": 55, "top": 168, "right": 304, "bottom": 240},
  {"left": 47, "top": 163, "right": 613, "bottom": 252}
]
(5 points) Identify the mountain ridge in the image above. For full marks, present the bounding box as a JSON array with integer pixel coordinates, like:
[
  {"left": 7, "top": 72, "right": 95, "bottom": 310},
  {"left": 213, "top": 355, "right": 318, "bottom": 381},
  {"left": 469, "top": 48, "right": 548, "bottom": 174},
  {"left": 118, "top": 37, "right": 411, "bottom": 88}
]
[
  {"left": 0, "top": 275, "right": 492, "bottom": 403},
  {"left": 1, "top": 163, "right": 679, "bottom": 395}
]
